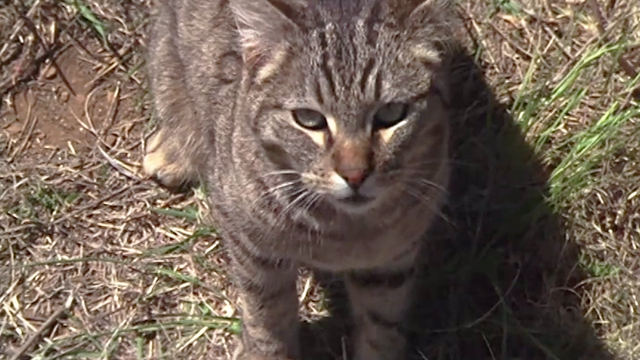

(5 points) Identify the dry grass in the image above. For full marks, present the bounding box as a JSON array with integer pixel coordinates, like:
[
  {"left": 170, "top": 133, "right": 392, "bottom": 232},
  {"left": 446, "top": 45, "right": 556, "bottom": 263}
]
[
  {"left": 1, "top": 0, "right": 639, "bottom": 359},
  {"left": 0, "top": 1, "right": 239, "bottom": 359}
]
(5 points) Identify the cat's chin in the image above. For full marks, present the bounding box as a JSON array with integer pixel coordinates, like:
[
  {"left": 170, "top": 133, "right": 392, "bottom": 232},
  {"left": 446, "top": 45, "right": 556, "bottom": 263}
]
[{"left": 329, "top": 193, "right": 378, "bottom": 213}]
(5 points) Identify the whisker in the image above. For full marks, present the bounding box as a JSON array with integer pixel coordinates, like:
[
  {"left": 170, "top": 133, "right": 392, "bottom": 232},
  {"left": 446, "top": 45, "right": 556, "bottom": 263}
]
[
  {"left": 304, "top": 192, "right": 324, "bottom": 240},
  {"left": 407, "top": 178, "right": 449, "bottom": 195},
  {"left": 237, "top": 169, "right": 301, "bottom": 187},
  {"left": 276, "top": 188, "right": 311, "bottom": 225},
  {"left": 387, "top": 167, "right": 443, "bottom": 177},
  {"left": 264, "top": 180, "right": 302, "bottom": 195},
  {"left": 258, "top": 169, "right": 301, "bottom": 178},
  {"left": 301, "top": 191, "right": 322, "bottom": 214},
  {"left": 386, "top": 159, "right": 471, "bottom": 174},
  {"left": 401, "top": 184, "right": 452, "bottom": 224},
  {"left": 250, "top": 179, "right": 302, "bottom": 209}
]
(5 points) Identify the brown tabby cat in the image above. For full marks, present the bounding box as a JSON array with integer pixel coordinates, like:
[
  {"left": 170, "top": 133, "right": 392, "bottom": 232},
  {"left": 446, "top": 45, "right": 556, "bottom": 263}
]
[{"left": 143, "top": 0, "right": 458, "bottom": 359}]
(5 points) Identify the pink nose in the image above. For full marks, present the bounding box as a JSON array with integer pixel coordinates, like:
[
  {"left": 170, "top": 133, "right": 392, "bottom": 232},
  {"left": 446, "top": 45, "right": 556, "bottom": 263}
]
[{"left": 338, "top": 168, "right": 369, "bottom": 188}]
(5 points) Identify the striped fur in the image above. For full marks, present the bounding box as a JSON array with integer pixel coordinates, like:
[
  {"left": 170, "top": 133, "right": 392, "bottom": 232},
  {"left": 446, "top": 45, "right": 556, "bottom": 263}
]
[{"left": 144, "top": 0, "right": 458, "bottom": 359}]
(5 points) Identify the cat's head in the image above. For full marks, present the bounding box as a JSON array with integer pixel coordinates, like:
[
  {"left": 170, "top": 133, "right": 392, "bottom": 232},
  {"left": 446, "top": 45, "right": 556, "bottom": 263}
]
[{"left": 231, "top": 0, "right": 456, "bottom": 212}]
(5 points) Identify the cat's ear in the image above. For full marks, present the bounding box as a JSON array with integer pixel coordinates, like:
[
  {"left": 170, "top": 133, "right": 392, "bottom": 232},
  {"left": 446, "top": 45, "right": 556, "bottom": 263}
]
[
  {"left": 229, "top": 0, "right": 304, "bottom": 69},
  {"left": 407, "top": 0, "right": 454, "bottom": 19},
  {"left": 388, "top": 0, "right": 457, "bottom": 102},
  {"left": 389, "top": 0, "right": 458, "bottom": 62},
  {"left": 388, "top": 0, "right": 456, "bottom": 37}
]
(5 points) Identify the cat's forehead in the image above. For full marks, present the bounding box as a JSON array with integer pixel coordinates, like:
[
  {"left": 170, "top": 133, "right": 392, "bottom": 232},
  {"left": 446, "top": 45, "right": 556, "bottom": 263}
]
[
  {"left": 304, "top": 8, "right": 439, "bottom": 69},
  {"left": 302, "top": 23, "right": 434, "bottom": 106},
  {"left": 308, "top": 23, "right": 378, "bottom": 69},
  {"left": 309, "top": 0, "right": 380, "bottom": 21},
  {"left": 308, "top": 4, "right": 383, "bottom": 46},
  {"left": 273, "top": 0, "right": 446, "bottom": 110}
]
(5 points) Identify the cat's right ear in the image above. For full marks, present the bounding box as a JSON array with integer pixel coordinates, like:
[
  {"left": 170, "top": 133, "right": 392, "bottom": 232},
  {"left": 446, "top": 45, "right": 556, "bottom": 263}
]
[{"left": 229, "top": 0, "right": 304, "bottom": 72}]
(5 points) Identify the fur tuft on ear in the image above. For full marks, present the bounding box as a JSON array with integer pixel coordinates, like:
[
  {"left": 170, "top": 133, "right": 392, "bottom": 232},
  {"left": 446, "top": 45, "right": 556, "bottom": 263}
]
[
  {"left": 387, "top": 0, "right": 460, "bottom": 65},
  {"left": 229, "top": 0, "right": 304, "bottom": 69},
  {"left": 387, "top": 0, "right": 458, "bottom": 38},
  {"left": 408, "top": 0, "right": 458, "bottom": 39},
  {"left": 408, "top": 0, "right": 454, "bottom": 18}
]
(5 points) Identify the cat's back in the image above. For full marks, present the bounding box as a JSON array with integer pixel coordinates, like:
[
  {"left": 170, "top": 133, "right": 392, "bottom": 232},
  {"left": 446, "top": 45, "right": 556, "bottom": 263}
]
[
  {"left": 151, "top": 0, "right": 239, "bottom": 79},
  {"left": 149, "top": 0, "right": 242, "bottom": 127},
  {"left": 144, "top": 0, "right": 241, "bottom": 188}
]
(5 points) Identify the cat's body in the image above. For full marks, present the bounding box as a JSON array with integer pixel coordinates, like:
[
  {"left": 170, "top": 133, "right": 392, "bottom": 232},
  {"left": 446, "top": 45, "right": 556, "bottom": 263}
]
[{"left": 144, "top": 1, "right": 457, "bottom": 359}]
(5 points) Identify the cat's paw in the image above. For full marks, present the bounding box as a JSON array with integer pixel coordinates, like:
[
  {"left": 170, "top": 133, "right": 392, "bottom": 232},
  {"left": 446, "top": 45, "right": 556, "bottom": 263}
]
[{"left": 143, "top": 127, "right": 200, "bottom": 191}]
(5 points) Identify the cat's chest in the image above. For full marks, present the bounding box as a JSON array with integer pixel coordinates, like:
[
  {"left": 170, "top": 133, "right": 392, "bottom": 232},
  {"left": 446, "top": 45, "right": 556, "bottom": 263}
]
[{"left": 301, "top": 210, "right": 431, "bottom": 270}]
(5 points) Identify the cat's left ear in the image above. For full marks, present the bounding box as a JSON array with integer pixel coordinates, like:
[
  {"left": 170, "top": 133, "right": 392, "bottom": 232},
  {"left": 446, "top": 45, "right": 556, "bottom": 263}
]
[
  {"left": 407, "top": 0, "right": 454, "bottom": 19},
  {"left": 229, "top": 0, "right": 305, "bottom": 71},
  {"left": 407, "top": 0, "right": 459, "bottom": 46},
  {"left": 396, "top": 0, "right": 458, "bottom": 105}
]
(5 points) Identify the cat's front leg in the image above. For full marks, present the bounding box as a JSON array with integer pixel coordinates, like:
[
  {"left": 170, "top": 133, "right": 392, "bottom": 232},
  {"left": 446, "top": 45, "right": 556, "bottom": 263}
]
[
  {"left": 346, "top": 261, "right": 417, "bottom": 360},
  {"left": 229, "top": 243, "right": 300, "bottom": 360},
  {"left": 143, "top": 125, "right": 208, "bottom": 190},
  {"left": 143, "top": 0, "right": 209, "bottom": 191}
]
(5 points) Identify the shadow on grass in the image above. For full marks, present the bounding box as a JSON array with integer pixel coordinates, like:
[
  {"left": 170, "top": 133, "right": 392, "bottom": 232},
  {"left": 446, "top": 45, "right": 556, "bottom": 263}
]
[{"left": 301, "top": 49, "right": 615, "bottom": 360}]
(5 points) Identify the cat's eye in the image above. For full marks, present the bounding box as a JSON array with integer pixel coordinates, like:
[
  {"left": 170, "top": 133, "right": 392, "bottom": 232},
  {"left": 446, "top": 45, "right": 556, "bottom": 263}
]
[
  {"left": 292, "top": 109, "right": 328, "bottom": 131},
  {"left": 373, "top": 102, "right": 409, "bottom": 129}
]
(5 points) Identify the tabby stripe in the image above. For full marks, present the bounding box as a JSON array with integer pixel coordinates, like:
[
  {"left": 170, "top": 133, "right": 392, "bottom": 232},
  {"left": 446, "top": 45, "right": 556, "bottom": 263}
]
[
  {"left": 348, "top": 267, "right": 415, "bottom": 289},
  {"left": 239, "top": 278, "right": 293, "bottom": 307},
  {"left": 244, "top": 335, "right": 284, "bottom": 354},
  {"left": 389, "top": 239, "right": 421, "bottom": 263},
  {"left": 360, "top": 58, "right": 376, "bottom": 94},
  {"left": 365, "top": 337, "right": 386, "bottom": 353},
  {"left": 367, "top": 310, "right": 400, "bottom": 329},
  {"left": 250, "top": 173, "right": 287, "bottom": 212},
  {"left": 228, "top": 235, "right": 288, "bottom": 271},
  {"left": 364, "top": 2, "right": 381, "bottom": 48},
  {"left": 364, "top": 331, "right": 407, "bottom": 356},
  {"left": 234, "top": 263, "right": 296, "bottom": 308},
  {"left": 412, "top": 87, "right": 444, "bottom": 105},
  {"left": 250, "top": 180, "right": 319, "bottom": 235},
  {"left": 373, "top": 67, "right": 383, "bottom": 100},
  {"left": 320, "top": 58, "right": 337, "bottom": 99},
  {"left": 314, "top": 78, "right": 325, "bottom": 105},
  {"left": 317, "top": 30, "right": 337, "bottom": 98},
  {"left": 247, "top": 177, "right": 296, "bottom": 226}
]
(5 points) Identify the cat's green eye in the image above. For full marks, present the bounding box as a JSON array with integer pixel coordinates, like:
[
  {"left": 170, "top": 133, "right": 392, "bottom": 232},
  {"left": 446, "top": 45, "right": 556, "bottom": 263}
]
[
  {"left": 373, "top": 102, "right": 409, "bottom": 129},
  {"left": 292, "top": 109, "right": 328, "bottom": 131}
]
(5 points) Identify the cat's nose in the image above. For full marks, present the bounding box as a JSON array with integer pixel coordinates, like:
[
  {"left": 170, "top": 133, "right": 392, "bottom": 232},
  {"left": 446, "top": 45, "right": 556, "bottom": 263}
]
[{"left": 338, "top": 168, "right": 370, "bottom": 189}]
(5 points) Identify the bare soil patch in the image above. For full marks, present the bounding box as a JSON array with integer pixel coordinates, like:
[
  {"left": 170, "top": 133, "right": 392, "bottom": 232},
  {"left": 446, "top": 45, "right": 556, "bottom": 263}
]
[{"left": 5, "top": 46, "right": 129, "bottom": 155}]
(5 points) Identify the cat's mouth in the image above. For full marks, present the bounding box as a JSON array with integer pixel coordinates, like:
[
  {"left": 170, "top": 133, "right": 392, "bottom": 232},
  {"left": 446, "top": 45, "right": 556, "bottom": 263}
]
[{"left": 313, "top": 171, "right": 381, "bottom": 210}]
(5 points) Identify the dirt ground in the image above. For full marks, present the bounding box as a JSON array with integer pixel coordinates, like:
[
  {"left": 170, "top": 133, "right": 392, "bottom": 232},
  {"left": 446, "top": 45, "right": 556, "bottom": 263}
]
[{"left": 1, "top": 1, "right": 640, "bottom": 360}]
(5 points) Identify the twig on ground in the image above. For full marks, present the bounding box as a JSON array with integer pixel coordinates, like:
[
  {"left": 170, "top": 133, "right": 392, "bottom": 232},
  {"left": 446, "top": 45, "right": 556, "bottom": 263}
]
[
  {"left": 8, "top": 91, "right": 37, "bottom": 162},
  {"left": 0, "top": 0, "right": 43, "bottom": 60},
  {"left": 97, "top": 145, "right": 141, "bottom": 180},
  {"left": 9, "top": 291, "right": 74, "bottom": 360}
]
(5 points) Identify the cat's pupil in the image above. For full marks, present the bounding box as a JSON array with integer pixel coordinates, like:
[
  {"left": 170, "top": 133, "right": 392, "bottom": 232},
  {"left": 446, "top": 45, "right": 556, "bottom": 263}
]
[
  {"left": 292, "top": 109, "right": 328, "bottom": 131},
  {"left": 373, "top": 102, "right": 409, "bottom": 129}
]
